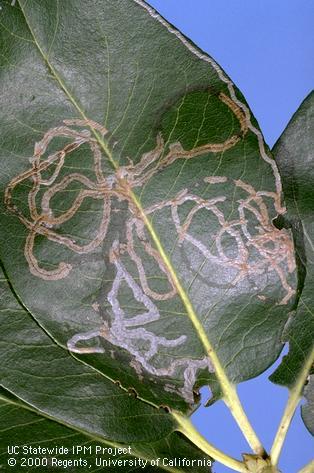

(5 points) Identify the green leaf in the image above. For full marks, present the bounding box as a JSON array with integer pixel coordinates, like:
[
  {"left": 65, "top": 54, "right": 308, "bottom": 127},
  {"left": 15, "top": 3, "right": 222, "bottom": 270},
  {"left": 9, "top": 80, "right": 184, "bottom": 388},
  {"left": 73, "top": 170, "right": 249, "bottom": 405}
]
[
  {"left": 0, "top": 0, "right": 297, "bottom": 417},
  {"left": 0, "top": 389, "right": 213, "bottom": 473},
  {"left": 0, "top": 267, "right": 175, "bottom": 443},
  {"left": 270, "top": 91, "right": 314, "bottom": 435},
  {"left": 0, "top": 268, "right": 213, "bottom": 471}
]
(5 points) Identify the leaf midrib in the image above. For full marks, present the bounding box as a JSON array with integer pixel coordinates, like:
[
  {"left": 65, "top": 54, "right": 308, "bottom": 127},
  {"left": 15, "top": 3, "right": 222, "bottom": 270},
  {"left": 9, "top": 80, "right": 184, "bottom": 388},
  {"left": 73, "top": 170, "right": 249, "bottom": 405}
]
[{"left": 16, "top": 0, "right": 226, "bottom": 390}]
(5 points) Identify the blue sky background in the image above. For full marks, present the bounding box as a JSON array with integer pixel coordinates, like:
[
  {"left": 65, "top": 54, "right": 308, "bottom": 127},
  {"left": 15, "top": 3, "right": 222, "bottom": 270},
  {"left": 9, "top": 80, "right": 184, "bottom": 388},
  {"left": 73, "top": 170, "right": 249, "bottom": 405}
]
[{"left": 146, "top": 2, "right": 314, "bottom": 472}]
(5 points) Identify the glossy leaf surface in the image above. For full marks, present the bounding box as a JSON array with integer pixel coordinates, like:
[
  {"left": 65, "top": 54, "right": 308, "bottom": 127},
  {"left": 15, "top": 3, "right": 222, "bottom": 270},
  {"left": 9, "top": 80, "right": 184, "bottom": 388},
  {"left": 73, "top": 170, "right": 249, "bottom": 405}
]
[{"left": 0, "top": 0, "right": 296, "bottom": 416}]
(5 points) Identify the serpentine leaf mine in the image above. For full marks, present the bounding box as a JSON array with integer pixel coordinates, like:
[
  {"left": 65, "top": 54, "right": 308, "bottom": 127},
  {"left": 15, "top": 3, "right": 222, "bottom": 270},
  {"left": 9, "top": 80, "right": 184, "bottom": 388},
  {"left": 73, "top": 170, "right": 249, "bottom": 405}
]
[{"left": 5, "top": 88, "right": 295, "bottom": 403}]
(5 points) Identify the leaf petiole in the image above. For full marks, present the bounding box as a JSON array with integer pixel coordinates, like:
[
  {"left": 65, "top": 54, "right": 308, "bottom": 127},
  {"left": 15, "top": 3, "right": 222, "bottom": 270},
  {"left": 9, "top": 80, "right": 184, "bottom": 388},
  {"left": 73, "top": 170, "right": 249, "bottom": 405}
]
[{"left": 173, "top": 411, "right": 248, "bottom": 473}]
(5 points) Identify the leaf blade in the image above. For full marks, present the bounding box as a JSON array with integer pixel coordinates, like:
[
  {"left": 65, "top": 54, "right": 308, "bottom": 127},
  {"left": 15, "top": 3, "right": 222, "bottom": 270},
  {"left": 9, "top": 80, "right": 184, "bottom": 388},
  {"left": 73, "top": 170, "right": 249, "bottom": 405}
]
[
  {"left": 0, "top": 267, "right": 176, "bottom": 443},
  {"left": 0, "top": 0, "right": 297, "bottom": 424}
]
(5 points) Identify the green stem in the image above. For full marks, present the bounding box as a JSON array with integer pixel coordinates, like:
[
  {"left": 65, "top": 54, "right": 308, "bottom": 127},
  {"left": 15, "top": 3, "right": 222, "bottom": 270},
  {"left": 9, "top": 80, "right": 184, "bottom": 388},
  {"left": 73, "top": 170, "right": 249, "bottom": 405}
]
[
  {"left": 134, "top": 199, "right": 265, "bottom": 456},
  {"left": 222, "top": 385, "right": 266, "bottom": 456},
  {"left": 173, "top": 411, "right": 248, "bottom": 473},
  {"left": 270, "top": 347, "right": 314, "bottom": 466}
]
